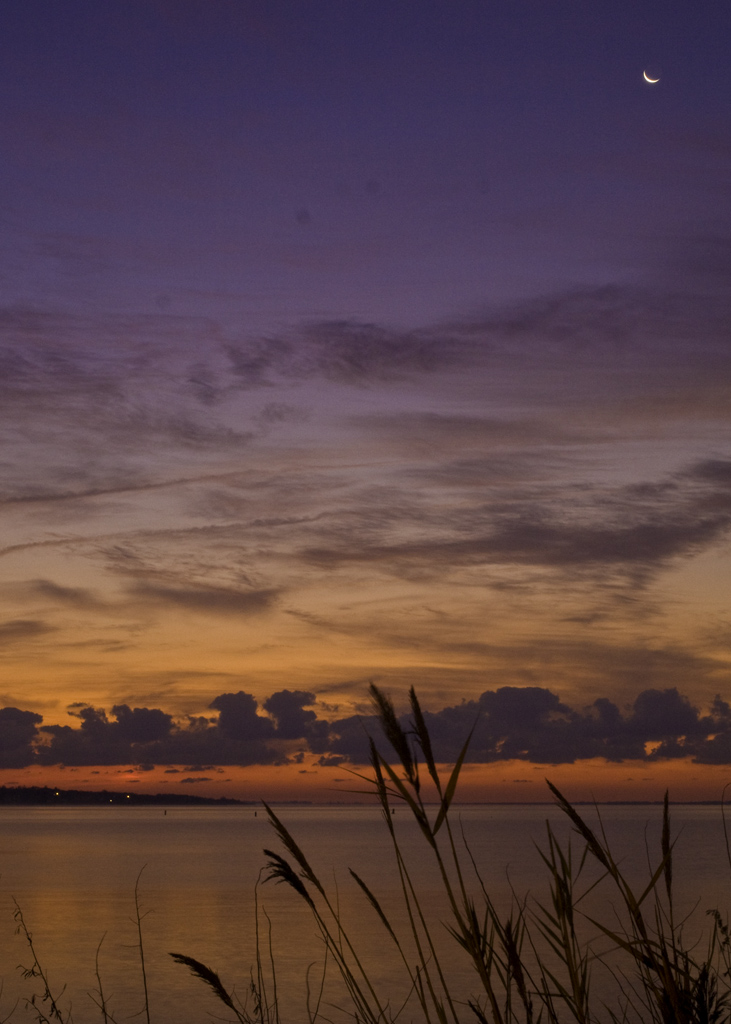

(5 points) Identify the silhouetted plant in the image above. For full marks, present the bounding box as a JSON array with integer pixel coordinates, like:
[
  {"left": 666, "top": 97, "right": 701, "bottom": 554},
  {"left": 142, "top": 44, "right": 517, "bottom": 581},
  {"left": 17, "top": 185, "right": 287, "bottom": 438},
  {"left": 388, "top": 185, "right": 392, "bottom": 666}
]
[
  {"left": 11, "top": 684, "right": 731, "bottom": 1024},
  {"left": 195, "top": 683, "right": 731, "bottom": 1024},
  {"left": 14, "top": 901, "right": 69, "bottom": 1024}
]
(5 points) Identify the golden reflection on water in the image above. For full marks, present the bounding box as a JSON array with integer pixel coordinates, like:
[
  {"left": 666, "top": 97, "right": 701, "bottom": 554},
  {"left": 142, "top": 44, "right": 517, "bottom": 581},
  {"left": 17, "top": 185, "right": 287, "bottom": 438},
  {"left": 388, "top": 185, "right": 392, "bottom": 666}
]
[{"left": 0, "top": 805, "right": 729, "bottom": 1023}]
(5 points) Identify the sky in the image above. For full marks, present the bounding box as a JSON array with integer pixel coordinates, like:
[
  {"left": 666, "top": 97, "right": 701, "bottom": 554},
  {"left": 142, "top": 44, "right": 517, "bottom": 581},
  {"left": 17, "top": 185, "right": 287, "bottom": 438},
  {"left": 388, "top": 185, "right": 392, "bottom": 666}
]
[{"left": 1, "top": 0, "right": 730, "bottom": 802}]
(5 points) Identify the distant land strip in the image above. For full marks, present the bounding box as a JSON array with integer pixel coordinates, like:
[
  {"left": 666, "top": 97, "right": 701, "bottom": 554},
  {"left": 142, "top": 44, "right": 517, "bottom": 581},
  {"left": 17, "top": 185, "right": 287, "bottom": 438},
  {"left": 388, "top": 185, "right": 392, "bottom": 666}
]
[
  {"left": 0, "top": 785, "right": 249, "bottom": 806},
  {"left": 0, "top": 786, "right": 723, "bottom": 807}
]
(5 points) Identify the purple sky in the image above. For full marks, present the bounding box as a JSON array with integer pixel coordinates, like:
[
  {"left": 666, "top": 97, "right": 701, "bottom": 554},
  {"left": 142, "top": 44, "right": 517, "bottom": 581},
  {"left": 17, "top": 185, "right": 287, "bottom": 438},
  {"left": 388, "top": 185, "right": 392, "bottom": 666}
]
[{"left": 1, "top": 1, "right": 730, "bottom": 795}]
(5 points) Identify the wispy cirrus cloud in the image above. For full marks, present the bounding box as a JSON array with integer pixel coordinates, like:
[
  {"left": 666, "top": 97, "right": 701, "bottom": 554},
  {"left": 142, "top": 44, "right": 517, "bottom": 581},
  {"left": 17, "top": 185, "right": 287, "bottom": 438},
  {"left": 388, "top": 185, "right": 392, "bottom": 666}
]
[
  {"left": 15, "top": 580, "right": 111, "bottom": 611},
  {"left": 1, "top": 265, "right": 729, "bottom": 728},
  {"left": 296, "top": 459, "right": 731, "bottom": 584},
  {"left": 129, "top": 582, "right": 281, "bottom": 616},
  {"left": 0, "top": 619, "right": 55, "bottom": 645},
  {"left": 216, "top": 278, "right": 731, "bottom": 398}
]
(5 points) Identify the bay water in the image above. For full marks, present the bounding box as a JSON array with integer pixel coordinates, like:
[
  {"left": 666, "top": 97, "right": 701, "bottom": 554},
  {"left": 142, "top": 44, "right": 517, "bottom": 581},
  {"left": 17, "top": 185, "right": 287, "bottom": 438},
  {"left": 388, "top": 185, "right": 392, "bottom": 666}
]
[{"left": 0, "top": 803, "right": 729, "bottom": 1023}]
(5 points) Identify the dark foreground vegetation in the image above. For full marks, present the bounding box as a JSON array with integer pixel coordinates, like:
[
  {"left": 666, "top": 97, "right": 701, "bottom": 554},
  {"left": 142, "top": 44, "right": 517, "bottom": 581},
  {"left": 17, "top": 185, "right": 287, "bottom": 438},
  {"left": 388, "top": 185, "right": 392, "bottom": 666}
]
[{"left": 10, "top": 685, "right": 731, "bottom": 1024}]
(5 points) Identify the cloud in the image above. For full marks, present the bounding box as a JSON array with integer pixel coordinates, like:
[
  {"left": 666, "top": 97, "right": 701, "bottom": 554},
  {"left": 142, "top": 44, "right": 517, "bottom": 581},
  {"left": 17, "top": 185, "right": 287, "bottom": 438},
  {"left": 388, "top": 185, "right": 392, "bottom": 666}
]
[
  {"left": 313, "top": 754, "right": 346, "bottom": 767},
  {"left": 217, "top": 276, "right": 731, "bottom": 399},
  {"left": 311, "top": 684, "right": 731, "bottom": 767},
  {"left": 298, "top": 460, "right": 731, "bottom": 580},
  {"left": 687, "top": 460, "right": 731, "bottom": 488},
  {"left": 111, "top": 704, "right": 174, "bottom": 743},
  {"left": 0, "top": 307, "right": 256, "bottom": 510},
  {"left": 15, "top": 580, "right": 109, "bottom": 611},
  {"left": 129, "top": 583, "right": 281, "bottom": 616},
  {"left": 0, "top": 707, "right": 43, "bottom": 767},
  {"left": 302, "top": 520, "right": 711, "bottom": 574},
  {"left": 0, "top": 619, "right": 55, "bottom": 644},
  {"left": 0, "top": 470, "right": 247, "bottom": 510},
  {"left": 262, "top": 689, "right": 317, "bottom": 740},
  {"left": 225, "top": 320, "right": 466, "bottom": 389},
  {"left": 37, "top": 692, "right": 282, "bottom": 767},
  {"left": 486, "top": 513, "right": 730, "bottom": 569},
  {"left": 462, "top": 282, "right": 731, "bottom": 362},
  {"left": 38, "top": 703, "right": 175, "bottom": 766},
  {"left": 209, "top": 692, "right": 275, "bottom": 742},
  {"left": 1, "top": 285, "right": 728, "bottom": 551},
  {"left": 7, "top": 683, "right": 731, "bottom": 768},
  {"left": 628, "top": 689, "right": 704, "bottom": 741},
  {"left": 1, "top": 278, "right": 729, "bottom": 495},
  {"left": 1, "top": 278, "right": 730, "bottom": 748},
  {"left": 354, "top": 413, "right": 548, "bottom": 442}
]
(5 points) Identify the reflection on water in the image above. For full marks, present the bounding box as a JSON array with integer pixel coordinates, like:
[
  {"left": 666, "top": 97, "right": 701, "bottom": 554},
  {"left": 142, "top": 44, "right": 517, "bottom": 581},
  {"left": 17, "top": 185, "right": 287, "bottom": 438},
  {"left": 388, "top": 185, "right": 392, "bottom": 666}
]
[{"left": 0, "top": 803, "right": 729, "bottom": 1022}]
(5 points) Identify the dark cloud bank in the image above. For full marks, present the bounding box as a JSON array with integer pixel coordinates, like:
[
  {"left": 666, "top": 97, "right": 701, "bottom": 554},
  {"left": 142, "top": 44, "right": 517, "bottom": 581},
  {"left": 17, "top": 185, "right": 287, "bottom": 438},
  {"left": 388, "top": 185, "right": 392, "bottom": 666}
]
[{"left": 2, "top": 686, "right": 731, "bottom": 771}]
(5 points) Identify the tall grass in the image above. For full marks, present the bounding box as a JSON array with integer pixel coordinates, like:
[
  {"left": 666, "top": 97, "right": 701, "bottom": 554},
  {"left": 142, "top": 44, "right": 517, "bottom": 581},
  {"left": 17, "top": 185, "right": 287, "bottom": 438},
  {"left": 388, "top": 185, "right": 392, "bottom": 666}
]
[{"left": 13, "top": 684, "right": 731, "bottom": 1023}]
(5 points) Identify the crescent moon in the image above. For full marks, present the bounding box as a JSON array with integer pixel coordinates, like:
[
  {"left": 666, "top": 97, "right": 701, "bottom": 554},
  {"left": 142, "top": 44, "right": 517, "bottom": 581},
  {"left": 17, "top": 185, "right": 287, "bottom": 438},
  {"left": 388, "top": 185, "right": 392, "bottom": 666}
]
[{"left": 643, "top": 70, "right": 660, "bottom": 83}]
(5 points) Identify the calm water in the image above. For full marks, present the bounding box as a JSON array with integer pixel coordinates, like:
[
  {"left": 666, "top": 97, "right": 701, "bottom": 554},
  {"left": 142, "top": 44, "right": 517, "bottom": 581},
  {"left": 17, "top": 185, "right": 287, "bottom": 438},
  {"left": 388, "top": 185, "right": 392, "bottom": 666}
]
[{"left": 0, "top": 803, "right": 729, "bottom": 1023}]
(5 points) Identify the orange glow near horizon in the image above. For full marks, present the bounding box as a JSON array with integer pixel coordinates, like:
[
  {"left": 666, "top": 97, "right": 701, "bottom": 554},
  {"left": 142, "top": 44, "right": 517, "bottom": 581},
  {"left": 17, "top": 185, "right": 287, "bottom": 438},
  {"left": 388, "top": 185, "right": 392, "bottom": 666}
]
[
  {"left": 4, "top": 757, "right": 731, "bottom": 805},
  {"left": 2, "top": 0, "right": 731, "bottom": 843}
]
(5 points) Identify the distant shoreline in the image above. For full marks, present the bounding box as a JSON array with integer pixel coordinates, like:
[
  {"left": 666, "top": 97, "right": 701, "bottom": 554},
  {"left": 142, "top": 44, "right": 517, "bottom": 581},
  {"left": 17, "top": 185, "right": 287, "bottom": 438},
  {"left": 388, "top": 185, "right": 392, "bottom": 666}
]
[
  {"left": 0, "top": 785, "right": 249, "bottom": 806},
  {"left": 0, "top": 785, "right": 724, "bottom": 807}
]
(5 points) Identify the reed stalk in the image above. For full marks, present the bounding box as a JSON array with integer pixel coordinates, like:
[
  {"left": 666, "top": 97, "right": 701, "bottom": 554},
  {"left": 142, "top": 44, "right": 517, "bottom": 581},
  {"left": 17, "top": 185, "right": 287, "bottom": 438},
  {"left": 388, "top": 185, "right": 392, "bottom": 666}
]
[
  {"left": 218, "top": 685, "right": 731, "bottom": 1024},
  {"left": 9, "top": 684, "right": 731, "bottom": 1024}
]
